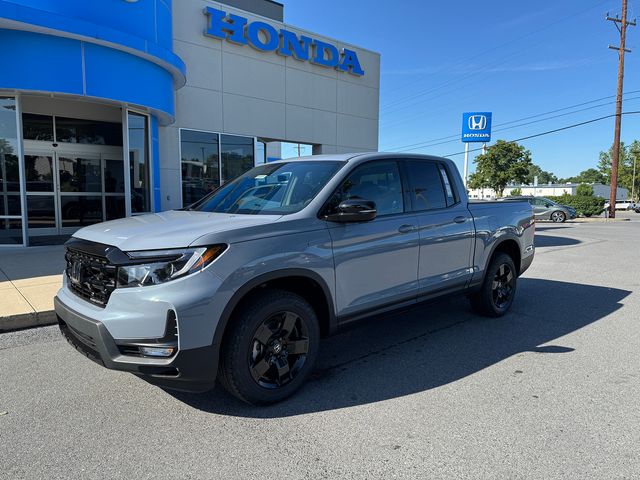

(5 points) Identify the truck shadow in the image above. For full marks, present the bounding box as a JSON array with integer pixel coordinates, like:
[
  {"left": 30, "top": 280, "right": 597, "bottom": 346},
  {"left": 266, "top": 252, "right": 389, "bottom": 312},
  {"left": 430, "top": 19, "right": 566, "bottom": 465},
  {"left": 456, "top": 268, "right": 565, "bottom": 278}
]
[
  {"left": 169, "top": 278, "right": 629, "bottom": 417},
  {"left": 534, "top": 235, "right": 581, "bottom": 248}
]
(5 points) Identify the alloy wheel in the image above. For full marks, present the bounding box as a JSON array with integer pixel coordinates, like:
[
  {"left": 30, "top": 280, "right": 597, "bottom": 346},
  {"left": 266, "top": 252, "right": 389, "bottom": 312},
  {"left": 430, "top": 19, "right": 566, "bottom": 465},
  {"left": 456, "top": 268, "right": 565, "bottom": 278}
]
[
  {"left": 551, "top": 211, "right": 566, "bottom": 223},
  {"left": 491, "top": 263, "right": 515, "bottom": 310},
  {"left": 248, "top": 311, "right": 310, "bottom": 389}
]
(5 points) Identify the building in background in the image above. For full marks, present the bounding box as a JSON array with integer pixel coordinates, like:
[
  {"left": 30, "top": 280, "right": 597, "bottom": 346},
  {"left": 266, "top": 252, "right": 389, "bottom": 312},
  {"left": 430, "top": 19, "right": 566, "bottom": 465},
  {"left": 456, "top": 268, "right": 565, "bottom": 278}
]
[
  {"left": 0, "top": 0, "right": 380, "bottom": 246},
  {"left": 468, "top": 183, "right": 629, "bottom": 200}
]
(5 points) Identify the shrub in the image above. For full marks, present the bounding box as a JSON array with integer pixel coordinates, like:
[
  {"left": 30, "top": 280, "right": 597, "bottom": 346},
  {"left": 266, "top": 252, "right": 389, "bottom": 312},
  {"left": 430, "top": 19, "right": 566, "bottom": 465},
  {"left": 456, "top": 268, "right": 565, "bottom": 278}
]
[
  {"left": 576, "top": 183, "right": 594, "bottom": 196},
  {"left": 546, "top": 194, "right": 605, "bottom": 217},
  {"left": 509, "top": 188, "right": 522, "bottom": 196}
]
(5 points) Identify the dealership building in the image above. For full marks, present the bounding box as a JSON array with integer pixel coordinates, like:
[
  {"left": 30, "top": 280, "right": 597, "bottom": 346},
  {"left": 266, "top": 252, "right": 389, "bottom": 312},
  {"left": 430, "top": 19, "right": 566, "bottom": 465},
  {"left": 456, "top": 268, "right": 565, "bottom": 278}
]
[{"left": 0, "top": 0, "right": 380, "bottom": 246}]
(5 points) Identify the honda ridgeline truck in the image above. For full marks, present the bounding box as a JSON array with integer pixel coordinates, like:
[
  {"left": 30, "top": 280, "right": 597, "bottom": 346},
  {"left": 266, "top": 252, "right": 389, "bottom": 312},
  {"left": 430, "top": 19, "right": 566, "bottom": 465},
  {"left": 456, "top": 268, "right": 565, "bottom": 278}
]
[{"left": 55, "top": 153, "right": 535, "bottom": 404}]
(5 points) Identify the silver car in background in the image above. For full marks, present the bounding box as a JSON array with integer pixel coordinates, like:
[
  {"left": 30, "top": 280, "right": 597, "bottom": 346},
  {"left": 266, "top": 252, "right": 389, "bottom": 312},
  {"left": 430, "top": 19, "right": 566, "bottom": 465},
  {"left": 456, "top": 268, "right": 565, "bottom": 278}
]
[{"left": 501, "top": 196, "right": 576, "bottom": 223}]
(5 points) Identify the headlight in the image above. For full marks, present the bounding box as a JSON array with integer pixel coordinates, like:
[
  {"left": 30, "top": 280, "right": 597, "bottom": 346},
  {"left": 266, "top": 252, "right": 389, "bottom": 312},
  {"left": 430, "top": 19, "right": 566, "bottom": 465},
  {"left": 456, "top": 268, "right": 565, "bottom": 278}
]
[{"left": 117, "top": 245, "right": 227, "bottom": 288}]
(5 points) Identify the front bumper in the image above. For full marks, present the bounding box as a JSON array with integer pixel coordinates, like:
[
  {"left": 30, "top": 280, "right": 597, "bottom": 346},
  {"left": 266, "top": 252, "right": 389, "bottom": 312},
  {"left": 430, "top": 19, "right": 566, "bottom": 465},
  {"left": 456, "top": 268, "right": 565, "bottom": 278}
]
[{"left": 55, "top": 296, "right": 218, "bottom": 393}]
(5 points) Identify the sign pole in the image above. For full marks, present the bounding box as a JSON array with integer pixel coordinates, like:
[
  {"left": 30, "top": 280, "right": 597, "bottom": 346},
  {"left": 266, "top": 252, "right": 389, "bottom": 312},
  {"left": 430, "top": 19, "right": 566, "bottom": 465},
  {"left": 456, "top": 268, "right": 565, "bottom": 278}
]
[{"left": 463, "top": 142, "right": 470, "bottom": 188}]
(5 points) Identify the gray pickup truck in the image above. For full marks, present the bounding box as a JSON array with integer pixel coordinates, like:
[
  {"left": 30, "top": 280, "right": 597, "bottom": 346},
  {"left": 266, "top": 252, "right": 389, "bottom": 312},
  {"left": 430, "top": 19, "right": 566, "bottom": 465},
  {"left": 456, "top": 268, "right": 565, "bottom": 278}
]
[{"left": 55, "top": 153, "right": 535, "bottom": 404}]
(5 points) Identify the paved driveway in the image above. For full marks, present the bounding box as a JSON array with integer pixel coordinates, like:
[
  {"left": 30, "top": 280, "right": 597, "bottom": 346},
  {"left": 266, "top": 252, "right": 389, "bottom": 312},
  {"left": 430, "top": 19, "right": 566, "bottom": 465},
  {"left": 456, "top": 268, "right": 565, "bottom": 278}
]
[{"left": 1, "top": 220, "right": 639, "bottom": 479}]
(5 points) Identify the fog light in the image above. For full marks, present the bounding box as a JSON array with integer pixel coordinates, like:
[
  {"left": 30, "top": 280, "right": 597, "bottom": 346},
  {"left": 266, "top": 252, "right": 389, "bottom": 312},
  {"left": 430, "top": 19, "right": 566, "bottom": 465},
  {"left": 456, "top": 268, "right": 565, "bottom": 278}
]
[{"left": 139, "top": 346, "right": 175, "bottom": 357}]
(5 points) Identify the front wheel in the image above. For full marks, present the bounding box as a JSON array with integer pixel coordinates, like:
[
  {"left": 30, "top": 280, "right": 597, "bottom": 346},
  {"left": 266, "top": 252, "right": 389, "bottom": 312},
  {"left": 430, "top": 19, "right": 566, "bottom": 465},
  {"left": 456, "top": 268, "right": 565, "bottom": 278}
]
[
  {"left": 219, "top": 289, "right": 320, "bottom": 405},
  {"left": 470, "top": 253, "right": 518, "bottom": 317},
  {"left": 551, "top": 211, "right": 566, "bottom": 223}
]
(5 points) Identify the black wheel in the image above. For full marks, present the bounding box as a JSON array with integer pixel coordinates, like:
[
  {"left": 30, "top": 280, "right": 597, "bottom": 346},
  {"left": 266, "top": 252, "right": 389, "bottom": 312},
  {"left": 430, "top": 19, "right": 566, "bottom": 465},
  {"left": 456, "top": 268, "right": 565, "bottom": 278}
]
[
  {"left": 219, "top": 289, "right": 320, "bottom": 405},
  {"left": 551, "top": 211, "right": 566, "bottom": 223},
  {"left": 470, "top": 253, "right": 517, "bottom": 317}
]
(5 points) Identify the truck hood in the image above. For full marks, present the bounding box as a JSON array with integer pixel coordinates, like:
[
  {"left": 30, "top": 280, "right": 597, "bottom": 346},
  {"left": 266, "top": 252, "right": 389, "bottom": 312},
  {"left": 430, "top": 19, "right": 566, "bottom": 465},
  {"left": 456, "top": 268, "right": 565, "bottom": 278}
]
[{"left": 73, "top": 210, "right": 281, "bottom": 251}]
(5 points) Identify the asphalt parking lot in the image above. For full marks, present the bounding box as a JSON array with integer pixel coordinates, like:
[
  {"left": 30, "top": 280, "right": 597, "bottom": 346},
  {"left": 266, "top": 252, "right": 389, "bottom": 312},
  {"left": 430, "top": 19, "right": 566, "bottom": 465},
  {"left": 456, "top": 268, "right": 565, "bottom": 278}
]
[{"left": 2, "top": 216, "right": 640, "bottom": 479}]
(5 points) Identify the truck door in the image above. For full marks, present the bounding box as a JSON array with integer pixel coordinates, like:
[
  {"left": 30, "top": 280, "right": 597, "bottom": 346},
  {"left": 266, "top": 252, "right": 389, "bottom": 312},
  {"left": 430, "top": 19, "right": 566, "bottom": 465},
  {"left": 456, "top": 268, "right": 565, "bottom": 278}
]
[
  {"left": 403, "top": 160, "right": 474, "bottom": 297},
  {"left": 324, "top": 160, "right": 420, "bottom": 319}
]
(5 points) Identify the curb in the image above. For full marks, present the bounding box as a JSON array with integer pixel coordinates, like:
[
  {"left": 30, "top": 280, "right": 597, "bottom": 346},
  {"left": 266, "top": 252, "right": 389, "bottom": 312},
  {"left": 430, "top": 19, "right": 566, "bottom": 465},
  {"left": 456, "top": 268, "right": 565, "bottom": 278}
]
[
  {"left": 0, "top": 310, "right": 57, "bottom": 333},
  {"left": 567, "top": 218, "right": 631, "bottom": 223}
]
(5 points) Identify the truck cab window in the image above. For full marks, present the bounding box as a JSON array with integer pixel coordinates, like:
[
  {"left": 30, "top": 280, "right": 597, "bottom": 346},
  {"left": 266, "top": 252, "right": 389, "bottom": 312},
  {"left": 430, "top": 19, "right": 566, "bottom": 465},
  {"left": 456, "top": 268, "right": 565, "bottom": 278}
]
[
  {"left": 406, "top": 161, "right": 447, "bottom": 211},
  {"left": 328, "top": 161, "right": 404, "bottom": 216}
]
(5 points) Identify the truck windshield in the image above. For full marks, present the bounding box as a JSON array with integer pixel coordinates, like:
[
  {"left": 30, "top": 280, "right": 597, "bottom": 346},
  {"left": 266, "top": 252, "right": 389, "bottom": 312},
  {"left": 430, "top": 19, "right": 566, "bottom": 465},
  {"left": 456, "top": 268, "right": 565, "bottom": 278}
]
[{"left": 188, "top": 161, "right": 343, "bottom": 215}]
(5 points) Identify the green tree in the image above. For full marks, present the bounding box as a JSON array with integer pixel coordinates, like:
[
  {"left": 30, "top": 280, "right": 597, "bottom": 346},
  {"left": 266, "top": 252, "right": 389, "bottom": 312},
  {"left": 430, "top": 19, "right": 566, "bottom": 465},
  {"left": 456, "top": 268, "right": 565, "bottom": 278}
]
[
  {"left": 524, "top": 163, "right": 558, "bottom": 185},
  {"left": 468, "top": 140, "right": 532, "bottom": 197},
  {"left": 561, "top": 168, "right": 607, "bottom": 184},
  {"left": 509, "top": 188, "right": 522, "bottom": 196},
  {"left": 576, "top": 183, "right": 594, "bottom": 196},
  {"left": 598, "top": 141, "right": 639, "bottom": 198}
]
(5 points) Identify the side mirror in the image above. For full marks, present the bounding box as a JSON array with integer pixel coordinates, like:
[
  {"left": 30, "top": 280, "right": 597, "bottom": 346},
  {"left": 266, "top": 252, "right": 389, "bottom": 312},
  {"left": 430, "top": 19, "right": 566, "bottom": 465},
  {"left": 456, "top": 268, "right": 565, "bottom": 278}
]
[
  {"left": 545, "top": 204, "right": 552, "bottom": 208},
  {"left": 325, "top": 199, "right": 377, "bottom": 223}
]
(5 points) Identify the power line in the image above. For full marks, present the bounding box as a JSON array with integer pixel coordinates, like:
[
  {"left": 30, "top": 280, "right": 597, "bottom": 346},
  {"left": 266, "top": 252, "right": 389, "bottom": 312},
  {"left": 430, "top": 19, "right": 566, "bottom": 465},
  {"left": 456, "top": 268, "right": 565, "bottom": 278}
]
[
  {"left": 439, "top": 111, "right": 640, "bottom": 158},
  {"left": 383, "top": 89, "right": 640, "bottom": 152},
  {"left": 395, "top": 95, "right": 640, "bottom": 152}
]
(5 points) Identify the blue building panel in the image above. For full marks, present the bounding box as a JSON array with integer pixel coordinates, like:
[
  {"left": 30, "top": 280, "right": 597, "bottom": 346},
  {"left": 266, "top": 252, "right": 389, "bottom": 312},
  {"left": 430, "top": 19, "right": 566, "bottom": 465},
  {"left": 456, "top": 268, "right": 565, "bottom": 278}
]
[
  {"left": 0, "top": 0, "right": 185, "bottom": 82},
  {"left": 2, "top": 0, "right": 173, "bottom": 54},
  {"left": 84, "top": 43, "right": 175, "bottom": 117},
  {"left": 0, "top": 29, "right": 83, "bottom": 94}
]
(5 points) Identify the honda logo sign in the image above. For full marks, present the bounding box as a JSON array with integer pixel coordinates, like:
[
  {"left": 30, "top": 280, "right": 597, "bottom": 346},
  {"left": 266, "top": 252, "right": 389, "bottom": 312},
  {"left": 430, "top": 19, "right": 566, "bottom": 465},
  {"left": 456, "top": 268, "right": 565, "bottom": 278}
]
[
  {"left": 468, "top": 115, "right": 487, "bottom": 130},
  {"left": 462, "top": 112, "right": 492, "bottom": 142}
]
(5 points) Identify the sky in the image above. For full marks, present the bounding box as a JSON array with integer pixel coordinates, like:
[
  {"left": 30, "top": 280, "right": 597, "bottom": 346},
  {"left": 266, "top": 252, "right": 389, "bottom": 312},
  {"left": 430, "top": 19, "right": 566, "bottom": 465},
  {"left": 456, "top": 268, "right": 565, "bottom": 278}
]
[{"left": 284, "top": 0, "right": 640, "bottom": 179}]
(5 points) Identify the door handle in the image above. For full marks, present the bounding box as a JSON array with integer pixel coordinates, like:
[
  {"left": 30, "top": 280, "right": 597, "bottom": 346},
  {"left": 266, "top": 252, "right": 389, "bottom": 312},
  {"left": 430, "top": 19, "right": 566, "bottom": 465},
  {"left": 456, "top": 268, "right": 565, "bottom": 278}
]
[
  {"left": 398, "top": 224, "right": 417, "bottom": 233},
  {"left": 453, "top": 216, "right": 467, "bottom": 224}
]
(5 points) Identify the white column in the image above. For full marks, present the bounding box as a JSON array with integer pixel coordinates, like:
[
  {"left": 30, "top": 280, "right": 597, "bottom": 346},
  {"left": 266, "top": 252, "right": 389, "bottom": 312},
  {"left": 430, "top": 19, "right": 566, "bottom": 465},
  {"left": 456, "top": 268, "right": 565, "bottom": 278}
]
[{"left": 463, "top": 142, "right": 470, "bottom": 188}]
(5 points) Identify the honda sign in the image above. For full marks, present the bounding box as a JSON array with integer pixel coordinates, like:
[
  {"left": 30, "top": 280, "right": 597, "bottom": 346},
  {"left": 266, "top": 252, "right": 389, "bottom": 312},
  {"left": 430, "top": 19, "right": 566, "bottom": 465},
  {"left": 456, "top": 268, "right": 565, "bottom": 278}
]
[{"left": 461, "top": 112, "right": 492, "bottom": 142}]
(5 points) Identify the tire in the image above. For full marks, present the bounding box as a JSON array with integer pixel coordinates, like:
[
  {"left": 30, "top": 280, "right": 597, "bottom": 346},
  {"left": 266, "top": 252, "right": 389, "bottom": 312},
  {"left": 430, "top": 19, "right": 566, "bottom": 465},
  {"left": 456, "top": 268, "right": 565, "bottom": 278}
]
[
  {"left": 470, "top": 253, "right": 518, "bottom": 317},
  {"left": 219, "top": 289, "right": 320, "bottom": 405},
  {"left": 551, "top": 211, "right": 566, "bottom": 223}
]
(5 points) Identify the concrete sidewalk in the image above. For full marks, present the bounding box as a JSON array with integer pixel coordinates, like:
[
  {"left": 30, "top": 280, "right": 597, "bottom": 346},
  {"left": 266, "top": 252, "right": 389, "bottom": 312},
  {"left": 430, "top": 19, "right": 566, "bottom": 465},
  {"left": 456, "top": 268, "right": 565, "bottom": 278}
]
[{"left": 0, "top": 246, "right": 64, "bottom": 332}]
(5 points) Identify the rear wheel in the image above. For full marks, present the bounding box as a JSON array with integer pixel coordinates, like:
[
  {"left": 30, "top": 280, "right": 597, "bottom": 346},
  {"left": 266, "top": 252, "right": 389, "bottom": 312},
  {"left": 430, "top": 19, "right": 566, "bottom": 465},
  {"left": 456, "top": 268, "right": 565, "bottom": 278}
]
[
  {"left": 470, "top": 253, "right": 517, "bottom": 317},
  {"left": 551, "top": 211, "right": 566, "bottom": 223},
  {"left": 219, "top": 289, "right": 320, "bottom": 405}
]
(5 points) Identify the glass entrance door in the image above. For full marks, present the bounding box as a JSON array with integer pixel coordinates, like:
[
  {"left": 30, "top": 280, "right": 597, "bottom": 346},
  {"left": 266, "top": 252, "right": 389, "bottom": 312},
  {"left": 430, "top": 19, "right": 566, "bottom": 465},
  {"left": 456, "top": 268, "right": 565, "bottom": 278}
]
[
  {"left": 23, "top": 152, "right": 57, "bottom": 236},
  {"left": 23, "top": 143, "right": 125, "bottom": 237},
  {"left": 57, "top": 154, "right": 103, "bottom": 233}
]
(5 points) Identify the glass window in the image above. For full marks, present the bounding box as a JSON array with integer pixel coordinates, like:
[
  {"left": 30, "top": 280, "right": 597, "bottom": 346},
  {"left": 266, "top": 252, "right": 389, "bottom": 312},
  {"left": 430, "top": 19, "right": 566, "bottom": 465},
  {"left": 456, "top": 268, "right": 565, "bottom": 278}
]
[
  {"left": 128, "top": 112, "right": 150, "bottom": 213},
  {"left": 328, "top": 161, "right": 404, "bottom": 216},
  {"left": 105, "top": 196, "right": 126, "bottom": 220},
  {"left": 22, "top": 114, "right": 54, "bottom": 141},
  {"left": 0, "top": 194, "right": 20, "bottom": 216},
  {"left": 24, "top": 155, "right": 54, "bottom": 192},
  {"left": 191, "top": 161, "right": 343, "bottom": 215},
  {"left": 0, "top": 151, "right": 20, "bottom": 192},
  {"left": 180, "top": 130, "right": 220, "bottom": 206},
  {"left": 58, "top": 156, "right": 102, "bottom": 193},
  {"left": 56, "top": 117, "right": 122, "bottom": 146},
  {"left": 1, "top": 97, "right": 23, "bottom": 245},
  {"left": 438, "top": 164, "right": 458, "bottom": 206},
  {"left": 406, "top": 161, "right": 447, "bottom": 211},
  {"left": 0, "top": 218, "right": 23, "bottom": 245},
  {"left": 221, "top": 134, "right": 254, "bottom": 184},
  {"left": 60, "top": 196, "right": 103, "bottom": 227},
  {"left": 104, "top": 159, "right": 125, "bottom": 193},
  {"left": 27, "top": 196, "right": 56, "bottom": 229}
]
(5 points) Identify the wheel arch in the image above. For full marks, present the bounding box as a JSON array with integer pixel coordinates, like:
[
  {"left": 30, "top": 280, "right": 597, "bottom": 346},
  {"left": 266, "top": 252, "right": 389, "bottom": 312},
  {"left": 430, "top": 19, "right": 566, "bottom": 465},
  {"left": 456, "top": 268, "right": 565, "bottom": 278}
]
[
  {"left": 489, "top": 237, "right": 522, "bottom": 276},
  {"left": 212, "top": 269, "right": 337, "bottom": 354}
]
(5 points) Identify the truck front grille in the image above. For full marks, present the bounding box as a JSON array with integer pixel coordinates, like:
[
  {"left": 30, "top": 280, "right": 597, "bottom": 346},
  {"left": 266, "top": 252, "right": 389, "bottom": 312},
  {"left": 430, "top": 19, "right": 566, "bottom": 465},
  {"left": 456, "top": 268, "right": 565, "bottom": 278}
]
[{"left": 65, "top": 248, "right": 117, "bottom": 307}]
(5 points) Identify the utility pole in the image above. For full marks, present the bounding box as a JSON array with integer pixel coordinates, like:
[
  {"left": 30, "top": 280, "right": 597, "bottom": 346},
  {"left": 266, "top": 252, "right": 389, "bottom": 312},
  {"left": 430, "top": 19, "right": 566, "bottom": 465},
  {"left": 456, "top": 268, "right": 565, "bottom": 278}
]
[{"left": 607, "top": 1, "right": 636, "bottom": 218}]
